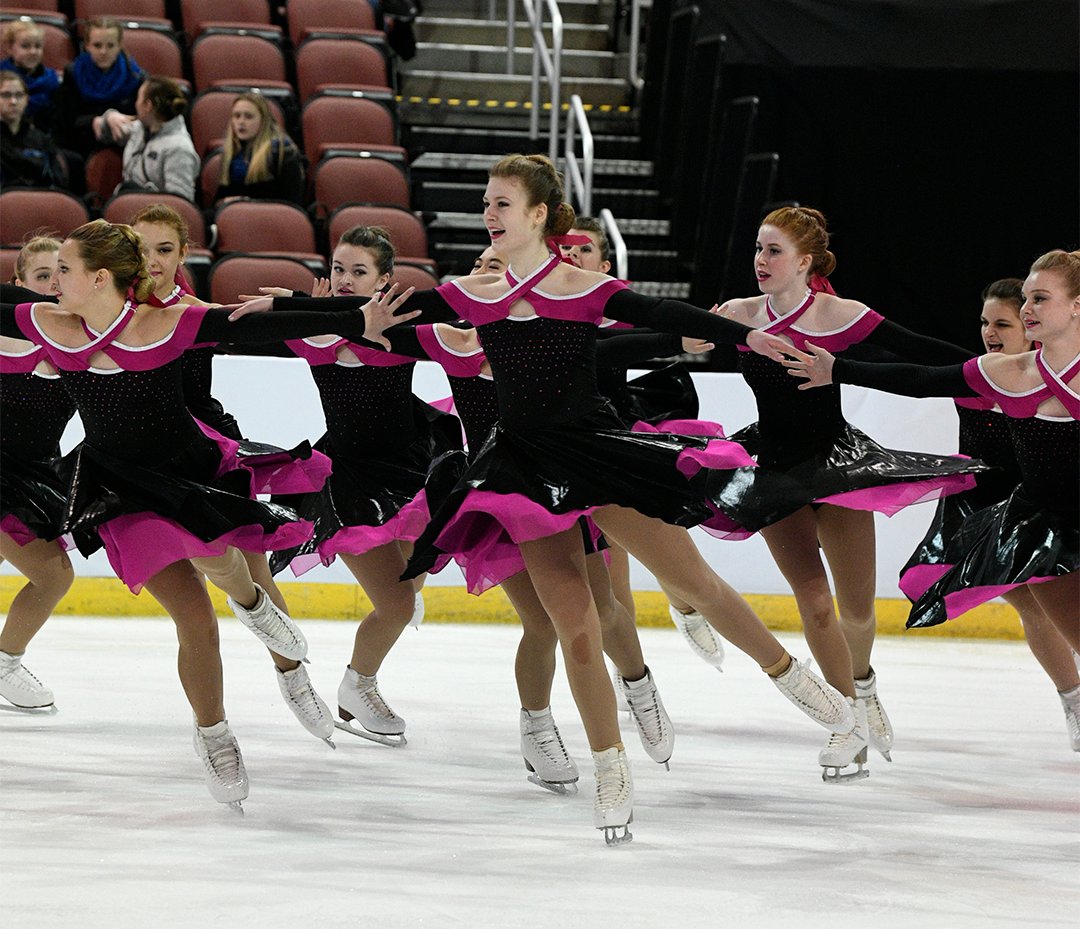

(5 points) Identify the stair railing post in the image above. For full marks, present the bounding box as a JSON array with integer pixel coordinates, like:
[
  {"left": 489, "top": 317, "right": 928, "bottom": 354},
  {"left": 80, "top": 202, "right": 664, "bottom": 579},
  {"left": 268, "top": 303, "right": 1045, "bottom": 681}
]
[
  {"left": 506, "top": 1, "right": 516, "bottom": 75},
  {"left": 564, "top": 94, "right": 593, "bottom": 216},
  {"left": 628, "top": 0, "right": 644, "bottom": 91},
  {"left": 522, "top": 0, "right": 563, "bottom": 162},
  {"left": 600, "top": 208, "right": 629, "bottom": 281}
]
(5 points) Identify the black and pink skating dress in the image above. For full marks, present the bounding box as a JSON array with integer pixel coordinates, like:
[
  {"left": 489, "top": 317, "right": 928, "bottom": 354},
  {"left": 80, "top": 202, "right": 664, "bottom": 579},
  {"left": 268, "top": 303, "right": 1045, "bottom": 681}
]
[
  {"left": 831, "top": 350, "right": 1079, "bottom": 627},
  {"left": 0, "top": 300, "right": 376, "bottom": 592},
  {"left": 707, "top": 290, "right": 988, "bottom": 534},
  {"left": 266, "top": 333, "right": 461, "bottom": 577}
]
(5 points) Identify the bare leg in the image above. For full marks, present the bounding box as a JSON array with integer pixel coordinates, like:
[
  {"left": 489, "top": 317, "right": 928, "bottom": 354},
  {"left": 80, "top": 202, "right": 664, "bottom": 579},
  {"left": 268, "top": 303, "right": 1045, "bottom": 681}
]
[
  {"left": 519, "top": 526, "right": 621, "bottom": 751},
  {"left": 1029, "top": 572, "right": 1080, "bottom": 652},
  {"left": 142, "top": 560, "right": 225, "bottom": 726},
  {"left": 399, "top": 541, "right": 427, "bottom": 593},
  {"left": 760, "top": 507, "right": 855, "bottom": 697},
  {"left": 605, "top": 542, "right": 637, "bottom": 623},
  {"left": 0, "top": 534, "right": 73, "bottom": 655},
  {"left": 816, "top": 506, "right": 878, "bottom": 680},
  {"left": 586, "top": 550, "right": 645, "bottom": 680},
  {"left": 1005, "top": 586, "right": 1080, "bottom": 692},
  {"left": 191, "top": 548, "right": 258, "bottom": 607},
  {"left": 501, "top": 570, "right": 559, "bottom": 711},
  {"left": 593, "top": 506, "right": 787, "bottom": 670},
  {"left": 340, "top": 541, "right": 414, "bottom": 676}
]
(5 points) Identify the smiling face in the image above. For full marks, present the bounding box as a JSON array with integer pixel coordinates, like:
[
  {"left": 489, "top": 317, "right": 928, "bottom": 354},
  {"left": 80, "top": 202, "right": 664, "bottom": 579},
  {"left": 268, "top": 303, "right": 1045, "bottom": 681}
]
[
  {"left": 85, "top": 26, "right": 122, "bottom": 71},
  {"left": 482, "top": 176, "right": 545, "bottom": 255},
  {"left": 754, "top": 224, "right": 812, "bottom": 294},
  {"left": 133, "top": 220, "right": 186, "bottom": 298},
  {"left": 330, "top": 243, "right": 389, "bottom": 298},
  {"left": 10, "top": 31, "right": 44, "bottom": 71},
  {"left": 15, "top": 247, "right": 59, "bottom": 295},
  {"left": 230, "top": 99, "right": 262, "bottom": 143},
  {"left": 980, "top": 297, "right": 1030, "bottom": 355},
  {"left": 1020, "top": 269, "right": 1080, "bottom": 343},
  {"left": 471, "top": 246, "right": 505, "bottom": 276}
]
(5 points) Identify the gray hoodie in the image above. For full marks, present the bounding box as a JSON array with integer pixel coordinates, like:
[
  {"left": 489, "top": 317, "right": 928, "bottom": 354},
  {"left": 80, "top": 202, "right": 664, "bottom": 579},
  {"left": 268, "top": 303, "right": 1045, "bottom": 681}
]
[{"left": 119, "top": 115, "right": 199, "bottom": 202}]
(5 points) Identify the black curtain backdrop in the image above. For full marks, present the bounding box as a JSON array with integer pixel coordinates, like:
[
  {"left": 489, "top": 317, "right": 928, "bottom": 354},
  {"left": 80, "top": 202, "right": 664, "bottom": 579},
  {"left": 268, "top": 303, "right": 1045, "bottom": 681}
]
[{"left": 662, "top": 0, "right": 1078, "bottom": 352}]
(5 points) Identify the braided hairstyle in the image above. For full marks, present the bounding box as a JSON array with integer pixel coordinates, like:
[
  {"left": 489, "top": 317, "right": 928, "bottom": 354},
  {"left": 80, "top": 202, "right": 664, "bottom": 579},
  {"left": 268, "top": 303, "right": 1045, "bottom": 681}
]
[{"left": 67, "top": 219, "right": 154, "bottom": 302}]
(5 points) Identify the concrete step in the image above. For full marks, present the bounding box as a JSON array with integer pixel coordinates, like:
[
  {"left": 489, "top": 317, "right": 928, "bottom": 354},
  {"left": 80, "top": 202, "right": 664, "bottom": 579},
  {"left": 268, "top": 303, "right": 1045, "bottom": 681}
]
[
  {"left": 418, "top": 180, "right": 664, "bottom": 218},
  {"left": 414, "top": 17, "right": 611, "bottom": 51},
  {"left": 428, "top": 212, "right": 670, "bottom": 244},
  {"left": 419, "top": 0, "right": 622, "bottom": 27},
  {"left": 400, "top": 69, "right": 632, "bottom": 107},
  {"left": 404, "top": 124, "right": 642, "bottom": 160},
  {"left": 412, "top": 151, "right": 653, "bottom": 180},
  {"left": 404, "top": 42, "right": 627, "bottom": 79},
  {"left": 397, "top": 98, "right": 637, "bottom": 133}
]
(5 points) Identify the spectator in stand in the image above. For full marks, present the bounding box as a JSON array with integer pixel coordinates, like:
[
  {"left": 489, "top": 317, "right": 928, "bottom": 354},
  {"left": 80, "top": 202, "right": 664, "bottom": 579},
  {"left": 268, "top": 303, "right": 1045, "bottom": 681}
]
[
  {"left": 55, "top": 18, "right": 143, "bottom": 157},
  {"left": 0, "top": 71, "right": 69, "bottom": 190},
  {"left": 118, "top": 76, "right": 199, "bottom": 201},
  {"left": 0, "top": 19, "right": 61, "bottom": 132},
  {"left": 215, "top": 93, "right": 304, "bottom": 206}
]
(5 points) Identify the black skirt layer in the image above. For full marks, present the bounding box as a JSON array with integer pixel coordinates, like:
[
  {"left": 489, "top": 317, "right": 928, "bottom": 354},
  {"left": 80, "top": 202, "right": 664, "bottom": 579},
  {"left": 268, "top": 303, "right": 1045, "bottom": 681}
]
[
  {"left": 0, "top": 449, "right": 69, "bottom": 543},
  {"left": 708, "top": 422, "right": 990, "bottom": 533},
  {"left": 907, "top": 486, "right": 1079, "bottom": 628},
  {"left": 268, "top": 398, "right": 463, "bottom": 575}
]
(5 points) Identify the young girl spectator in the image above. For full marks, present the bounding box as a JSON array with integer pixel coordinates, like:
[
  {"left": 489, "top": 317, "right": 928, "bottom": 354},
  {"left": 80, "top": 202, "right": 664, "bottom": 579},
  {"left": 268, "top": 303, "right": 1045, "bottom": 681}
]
[
  {"left": 56, "top": 18, "right": 142, "bottom": 156},
  {"left": 0, "top": 19, "right": 60, "bottom": 132},
  {"left": 119, "top": 76, "right": 199, "bottom": 201},
  {"left": 215, "top": 93, "right": 304, "bottom": 206}
]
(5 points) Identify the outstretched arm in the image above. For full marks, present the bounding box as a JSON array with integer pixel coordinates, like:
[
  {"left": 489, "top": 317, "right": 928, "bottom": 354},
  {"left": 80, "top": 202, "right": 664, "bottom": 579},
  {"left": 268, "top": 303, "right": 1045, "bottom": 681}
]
[{"left": 783, "top": 342, "right": 976, "bottom": 398}]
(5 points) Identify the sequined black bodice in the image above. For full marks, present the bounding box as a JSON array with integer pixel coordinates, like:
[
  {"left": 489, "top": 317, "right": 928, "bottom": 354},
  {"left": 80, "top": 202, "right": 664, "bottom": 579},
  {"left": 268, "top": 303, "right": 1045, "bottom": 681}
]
[
  {"left": 309, "top": 361, "right": 416, "bottom": 457},
  {"left": 1, "top": 372, "right": 76, "bottom": 459},
  {"left": 476, "top": 317, "right": 605, "bottom": 430},
  {"left": 738, "top": 351, "right": 846, "bottom": 464},
  {"left": 956, "top": 405, "right": 1020, "bottom": 507},
  {"left": 1008, "top": 417, "right": 1078, "bottom": 517},
  {"left": 59, "top": 359, "right": 205, "bottom": 464},
  {"left": 448, "top": 375, "right": 500, "bottom": 456}
]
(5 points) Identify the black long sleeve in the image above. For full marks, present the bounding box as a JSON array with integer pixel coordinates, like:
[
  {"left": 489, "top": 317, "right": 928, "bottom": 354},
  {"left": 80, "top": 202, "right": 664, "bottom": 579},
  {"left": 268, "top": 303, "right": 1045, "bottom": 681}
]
[
  {"left": 863, "top": 319, "right": 975, "bottom": 365},
  {"left": 833, "top": 357, "right": 976, "bottom": 399},
  {"left": 595, "top": 330, "right": 683, "bottom": 366},
  {"left": 1, "top": 302, "right": 24, "bottom": 337},
  {"left": 603, "top": 290, "right": 753, "bottom": 345},
  {"left": 195, "top": 307, "right": 372, "bottom": 344},
  {"left": 274, "top": 290, "right": 459, "bottom": 325}
]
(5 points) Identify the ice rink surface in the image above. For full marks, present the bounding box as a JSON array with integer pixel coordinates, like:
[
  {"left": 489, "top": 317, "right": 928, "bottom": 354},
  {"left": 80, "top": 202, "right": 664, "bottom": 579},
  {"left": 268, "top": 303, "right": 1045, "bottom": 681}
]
[{"left": 3, "top": 617, "right": 1078, "bottom": 929}]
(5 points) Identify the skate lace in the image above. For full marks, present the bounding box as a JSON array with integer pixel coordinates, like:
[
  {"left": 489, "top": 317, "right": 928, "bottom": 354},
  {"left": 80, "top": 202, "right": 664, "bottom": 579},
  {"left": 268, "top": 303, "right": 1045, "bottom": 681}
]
[
  {"left": 284, "top": 672, "right": 323, "bottom": 716},
  {"left": 777, "top": 661, "right": 845, "bottom": 720},
  {"left": 361, "top": 684, "right": 399, "bottom": 722},
  {"left": 201, "top": 735, "right": 244, "bottom": 786},
  {"left": 862, "top": 693, "right": 891, "bottom": 741},
  {"left": 3, "top": 662, "right": 46, "bottom": 693},
  {"left": 529, "top": 724, "right": 571, "bottom": 766},
  {"left": 250, "top": 600, "right": 303, "bottom": 647},
  {"left": 625, "top": 682, "right": 669, "bottom": 748},
  {"left": 595, "top": 755, "right": 631, "bottom": 810},
  {"left": 681, "top": 614, "right": 721, "bottom": 658}
]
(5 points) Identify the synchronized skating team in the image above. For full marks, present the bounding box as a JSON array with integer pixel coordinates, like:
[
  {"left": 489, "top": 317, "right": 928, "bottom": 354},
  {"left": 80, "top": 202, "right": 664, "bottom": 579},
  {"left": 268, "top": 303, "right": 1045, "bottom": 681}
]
[{"left": 1, "top": 155, "right": 1077, "bottom": 845}]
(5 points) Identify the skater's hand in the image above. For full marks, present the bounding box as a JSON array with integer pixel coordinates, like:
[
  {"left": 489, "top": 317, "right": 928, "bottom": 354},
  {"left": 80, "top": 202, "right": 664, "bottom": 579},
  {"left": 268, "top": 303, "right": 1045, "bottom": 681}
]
[
  {"left": 746, "top": 329, "right": 792, "bottom": 363},
  {"left": 226, "top": 296, "right": 273, "bottom": 320},
  {"left": 362, "top": 284, "right": 418, "bottom": 350},
  {"left": 239, "top": 279, "right": 330, "bottom": 301},
  {"left": 681, "top": 336, "right": 715, "bottom": 354},
  {"left": 781, "top": 342, "right": 835, "bottom": 389}
]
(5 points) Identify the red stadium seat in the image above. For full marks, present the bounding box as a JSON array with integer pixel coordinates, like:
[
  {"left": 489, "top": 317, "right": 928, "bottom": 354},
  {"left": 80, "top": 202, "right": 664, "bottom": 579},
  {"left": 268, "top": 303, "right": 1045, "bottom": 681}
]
[
  {"left": 179, "top": 0, "right": 279, "bottom": 42},
  {"left": 120, "top": 25, "right": 185, "bottom": 85},
  {"left": 104, "top": 192, "right": 209, "bottom": 250},
  {"left": 295, "top": 36, "right": 388, "bottom": 100},
  {"left": 0, "top": 189, "right": 90, "bottom": 246},
  {"left": 313, "top": 154, "right": 410, "bottom": 214},
  {"left": 327, "top": 203, "right": 429, "bottom": 261},
  {"left": 300, "top": 93, "right": 396, "bottom": 166},
  {"left": 209, "top": 253, "right": 321, "bottom": 304},
  {"left": 211, "top": 199, "right": 320, "bottom": 266},
  {"left": 84, "top": 147, "right": 124, "bottom": 204},
  {"left": 190, "top": 33, "right": 288, "bottom": 93},
  {"left": 74, "top": 0, "right": 165, "bottom": 20},
  {"left": 286, "top": 0, "right": 376, "bottom": 44},
  {"left": 389, "top": 262, "right": 439, "bottom": 292}
]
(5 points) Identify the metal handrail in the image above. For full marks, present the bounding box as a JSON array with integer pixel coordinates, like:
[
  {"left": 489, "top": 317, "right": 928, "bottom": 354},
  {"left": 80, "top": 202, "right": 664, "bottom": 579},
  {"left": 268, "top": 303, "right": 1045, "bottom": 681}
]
[
  {"left": 628, "top": 0, "right": 645, "bottom": 91},
  {"left": 510, "top": 0, "right": 562, "bottom": 162},
  {"left": 600, "top": 208, "right": 628, "bottom": 281},
  {"left": 564, "top": 94, "right": 593, "bottom": 215}
]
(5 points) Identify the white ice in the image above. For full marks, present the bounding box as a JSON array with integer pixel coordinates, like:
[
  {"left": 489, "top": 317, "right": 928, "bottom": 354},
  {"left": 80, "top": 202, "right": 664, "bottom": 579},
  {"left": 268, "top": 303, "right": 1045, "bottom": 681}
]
[{"left": 3, "top": 617, "right": 1078, "bottom": 929}]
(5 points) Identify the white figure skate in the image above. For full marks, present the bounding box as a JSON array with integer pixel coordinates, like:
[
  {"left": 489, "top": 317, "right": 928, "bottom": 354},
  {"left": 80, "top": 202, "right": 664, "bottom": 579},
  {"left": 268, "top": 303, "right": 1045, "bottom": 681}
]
[
  {"left": 409, "top": 590, "right": 425, "bottom": 628},
  {"left": 0, "top": 650, "right": 55, "bottom": 711},
  {"left": 193, "top": 719, "right": 249, "bottom": 812},
  {"left": 520, "top": 707, "right": 579, "bottom": 795},
  {"left": 335, "top": 666, "right": 407, "bottom": 746},
  {"left": 669, "top": 605, "right": 725, "bottom": 671},
  {"left": 772, "top": 657, "right": 856, "bottom": 733},
  {"left": 592, "top": 746, "right": 634, "bottom": 846},
  {"left": 616, "top": 666, "right": 674, "bottom": 768},
  {"left": 277, "top": 663, "right": 335, "bottom": 747},
  {"left": 855, "top": 668, "right": 893, "bottom": 761},
  {"left": 1059, "top": 685, "right": 1080, "bottom": 752},
  {"left": 227, "top": 585, "right": 308, "bottom": 661},
  {"left": 819, "top": 697, "right": 870, "bottom": 783}
]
